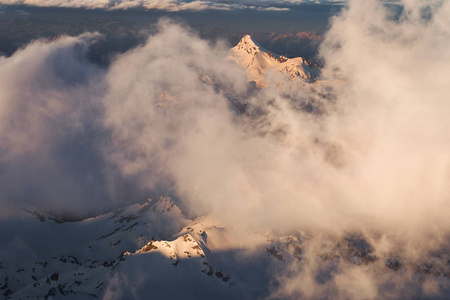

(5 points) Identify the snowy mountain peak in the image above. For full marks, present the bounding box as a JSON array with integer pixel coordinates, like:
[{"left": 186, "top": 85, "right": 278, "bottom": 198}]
[
  {"left": 238, "top": 35, "right": 257, "bottom": 47},
  {"left": 230, "top": 35, "right": 321, "bottom": 87},
  {"left": 235, "top": 34, "right": 271, "bottom": 57}
]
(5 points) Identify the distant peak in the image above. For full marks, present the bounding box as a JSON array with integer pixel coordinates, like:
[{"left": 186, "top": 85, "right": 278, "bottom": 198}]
[{"left": 152, "top": 196, "right": 177, "bottom": 214}]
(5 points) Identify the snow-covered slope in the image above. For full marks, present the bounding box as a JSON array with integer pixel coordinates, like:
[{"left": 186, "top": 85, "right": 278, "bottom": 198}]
[
  {"left": 229, "top": 35, "right": 321, "bottom": 87},
  {"left": 2, "top": 197, "right": 450, "bottom": 299},
  {"left": 0, "top": 197, "right": 191, "bottom": 299}
]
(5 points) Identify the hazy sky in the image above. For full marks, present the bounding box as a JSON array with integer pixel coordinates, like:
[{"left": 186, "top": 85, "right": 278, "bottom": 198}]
[{"left": 0, "top": 3, "right": 342, "bottom": 33}]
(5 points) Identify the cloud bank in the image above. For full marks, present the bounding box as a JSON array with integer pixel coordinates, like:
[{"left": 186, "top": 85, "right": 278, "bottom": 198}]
[
  {"left": 0, "top": 0, "right": 342, "bottom": 11},
  {"left": 0, "top": 33, "right": 144, "bottom": 218},
  {"left": 0, "top": 0, "right": 448, "bottom": 243},
  {"left": 100, "top": 2, "right": 450, "bottom": 242}
]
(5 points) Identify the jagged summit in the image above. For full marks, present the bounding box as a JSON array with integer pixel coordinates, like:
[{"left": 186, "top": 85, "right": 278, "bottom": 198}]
[
  {"left": 235, "top": 35, "right": 272, "bottom": 57},
  {"left": 229, "top": 35, "right": 320, "bottom": 86}
]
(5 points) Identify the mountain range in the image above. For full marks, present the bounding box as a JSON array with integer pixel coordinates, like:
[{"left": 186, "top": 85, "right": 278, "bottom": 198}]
[{"left": 1, "top": 36, "right": 450, "bottom": 300}]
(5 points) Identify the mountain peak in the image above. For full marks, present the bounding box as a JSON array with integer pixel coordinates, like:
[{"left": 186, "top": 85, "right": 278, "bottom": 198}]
[
  {"left": 240, "top": 34, "right": 256, "bottom": 45},
  {"left": 235, "top": 35, "right": 267, "bottom": 56},
  {"left": 229, "top": 34, "right": 321, "bottom": 86}
]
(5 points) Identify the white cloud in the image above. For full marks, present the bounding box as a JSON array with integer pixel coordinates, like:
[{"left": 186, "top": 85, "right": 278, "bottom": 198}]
[
  {"left": 99, "top": 2, "right": 450, "bottom": 242},
  {"left": 0, "top": 0, "right": 344, "bottom": 11},
  {"left": 1, "top": 0, "right": 448, "bottom": 238},
  {"left": 99, "top": 4, "right": 450, "bottom": 296},
  {"left": 0, "top": 33, "right": 144, "bottom": 218}
]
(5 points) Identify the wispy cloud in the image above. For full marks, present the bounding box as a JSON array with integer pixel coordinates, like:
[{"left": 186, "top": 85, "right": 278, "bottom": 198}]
[{"left": 0, "top": 0, "right": 343, "bottom": 11}]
